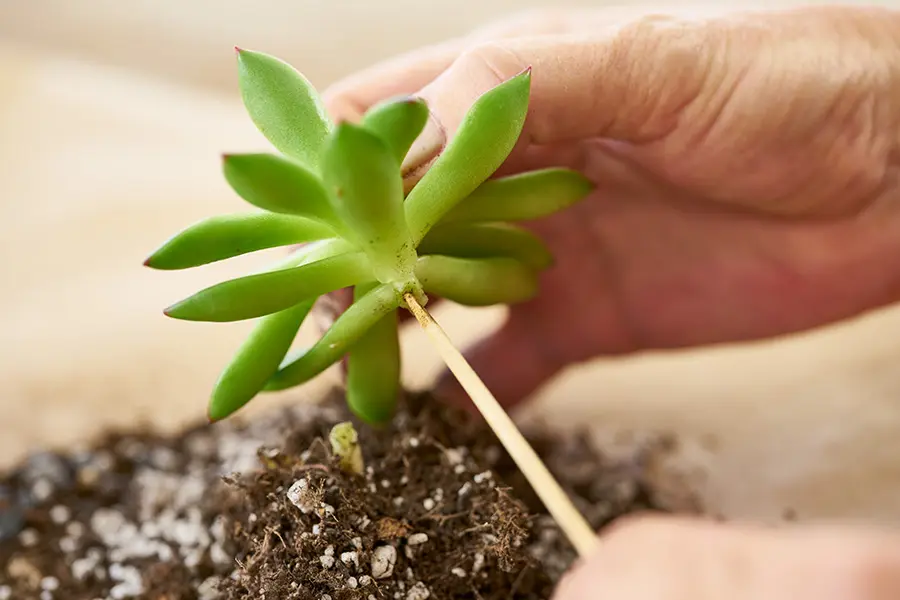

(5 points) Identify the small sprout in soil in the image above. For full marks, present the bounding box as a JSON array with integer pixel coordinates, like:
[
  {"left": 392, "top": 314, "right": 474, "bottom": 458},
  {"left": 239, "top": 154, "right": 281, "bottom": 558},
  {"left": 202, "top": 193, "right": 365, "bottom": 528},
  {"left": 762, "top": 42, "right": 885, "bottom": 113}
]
[
  {"left": 144, "top": 47, "right": 594, "bottom": 425},
  {"left": 329, "top": 421, "right": 364, "bottom": 475}
]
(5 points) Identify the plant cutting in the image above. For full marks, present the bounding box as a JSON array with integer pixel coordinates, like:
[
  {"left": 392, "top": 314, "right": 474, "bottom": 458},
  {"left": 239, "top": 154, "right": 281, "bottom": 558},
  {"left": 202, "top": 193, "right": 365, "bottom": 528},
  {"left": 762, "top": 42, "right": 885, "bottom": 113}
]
[
  {"left": 145, "top": 47, "right": 601, "bottom": 556},
  {"left": 145, "top": 47, "right": 591, "bottom": 425},
  {"left": 0, "top": 48, "right": 687, "bottom": 600}
]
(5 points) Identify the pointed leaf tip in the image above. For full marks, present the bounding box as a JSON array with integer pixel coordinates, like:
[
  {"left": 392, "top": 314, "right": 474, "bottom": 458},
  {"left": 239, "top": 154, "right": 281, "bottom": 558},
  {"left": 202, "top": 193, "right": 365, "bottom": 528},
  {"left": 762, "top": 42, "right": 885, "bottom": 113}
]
[
  {"left": 235, "top": 50, "right": 331, "bottom": 169},
  {"left": 161, "top": 252, "right": 369, "bottom": 322},
  {"left": 144, "top": 212, "right": 335, "bottom": 270},
  {"left": 404, "top": 64, "right": 533, "bottom": 242},
  {"left": 360, "top": 95, "right": 429, "bottom": 165}
]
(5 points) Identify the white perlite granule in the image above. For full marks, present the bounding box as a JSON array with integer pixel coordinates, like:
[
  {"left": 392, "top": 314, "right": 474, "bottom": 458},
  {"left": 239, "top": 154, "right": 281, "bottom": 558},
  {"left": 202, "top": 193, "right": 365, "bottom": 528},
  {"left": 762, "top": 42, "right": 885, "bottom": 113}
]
[
  {"left": 472, "top": 553, "right": 485, "bottom": 574},
  {"left": 473, "top": 471, "right": 492, "bottom": 484},
  {"left": 406, "top": 582, "right": 431, "bottom": 600},
  {"left": 40, "top": 577, "right": 59, "bottom": 591},
  {"left": 286, "top": 479, "right": 315, "bottom": 513},
  {"left": 19, "top": 529, "right": 38, "bottom": 548},
  {"left": 49, "top": 505, "right": 71, "bottom": 524},
  {"left": 371, "top": 545, "right": 397, "bottom": 579},
  {"left": 109, "top": 564, "right": 144, "bottom": 599}
]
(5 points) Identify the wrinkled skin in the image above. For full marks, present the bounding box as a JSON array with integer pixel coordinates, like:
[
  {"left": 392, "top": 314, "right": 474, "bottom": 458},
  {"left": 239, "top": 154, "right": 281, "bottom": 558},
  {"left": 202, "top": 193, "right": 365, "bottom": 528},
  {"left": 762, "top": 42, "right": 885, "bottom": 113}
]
[
  {"left": 321, "top": 6, "right": 900, "bottom": 599},
  {"left": 324, "top": 4, "right": 900, "bottom": 408}
]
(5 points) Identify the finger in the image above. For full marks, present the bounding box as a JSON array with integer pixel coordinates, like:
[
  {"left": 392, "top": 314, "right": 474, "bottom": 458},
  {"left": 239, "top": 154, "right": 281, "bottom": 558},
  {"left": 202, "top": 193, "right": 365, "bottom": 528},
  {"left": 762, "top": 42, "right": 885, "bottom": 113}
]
[
  {"left": 322, "top": 39, "right": 466, "bottom": 123},
  {"left": 319, "top": 7, "right": 597, "bottom": 123},
  {"left": 433, "top": 313, "right": 566, "bottom": 411},
  {"left": 402, "top": 20, "right": 715, "bottom": 175},
  {"left": 554, "top": 514, "right": 900, "bottom": 600}
]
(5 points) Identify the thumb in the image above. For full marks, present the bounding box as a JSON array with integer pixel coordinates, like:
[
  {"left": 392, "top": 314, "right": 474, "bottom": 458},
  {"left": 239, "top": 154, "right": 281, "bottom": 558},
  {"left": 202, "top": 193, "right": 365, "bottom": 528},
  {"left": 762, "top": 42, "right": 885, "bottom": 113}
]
[
  {"left": 402, "top": 25, "right": 711, "bottom": 177},
  {"left": 433, "top": 314, "right": 566, "bottom": 410}
]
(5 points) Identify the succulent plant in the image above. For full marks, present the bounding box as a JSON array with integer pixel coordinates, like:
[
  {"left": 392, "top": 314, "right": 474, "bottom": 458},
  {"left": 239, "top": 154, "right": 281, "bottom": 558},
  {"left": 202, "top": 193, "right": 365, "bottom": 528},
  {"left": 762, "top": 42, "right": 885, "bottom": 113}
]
[{"left": 145, "top": 48, "right": 593, "bottom": 425}]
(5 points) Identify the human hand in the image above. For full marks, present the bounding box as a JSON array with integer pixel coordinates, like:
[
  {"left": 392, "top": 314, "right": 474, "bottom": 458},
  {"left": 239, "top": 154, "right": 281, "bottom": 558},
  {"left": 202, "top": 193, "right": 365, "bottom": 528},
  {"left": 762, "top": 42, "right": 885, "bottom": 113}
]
[
  {"left": 554, "top": 515, "right": 900, "bottom": 599},
  {"left": 323, "top": 5, "right": 900, "bottom": 408}
]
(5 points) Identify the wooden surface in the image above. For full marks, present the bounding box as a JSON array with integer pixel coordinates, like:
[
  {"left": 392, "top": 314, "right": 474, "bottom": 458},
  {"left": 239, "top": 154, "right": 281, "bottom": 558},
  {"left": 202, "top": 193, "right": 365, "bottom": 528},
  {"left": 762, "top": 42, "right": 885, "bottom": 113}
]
[{"left": 1, "top": 0, "right": 900, "bottom": 527}]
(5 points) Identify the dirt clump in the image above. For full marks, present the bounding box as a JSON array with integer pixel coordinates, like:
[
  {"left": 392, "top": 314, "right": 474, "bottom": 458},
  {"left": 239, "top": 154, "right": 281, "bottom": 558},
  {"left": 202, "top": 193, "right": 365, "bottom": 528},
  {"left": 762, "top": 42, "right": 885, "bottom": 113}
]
[{"left": 0, "top": 391, "right": 678, "bottom": 599}]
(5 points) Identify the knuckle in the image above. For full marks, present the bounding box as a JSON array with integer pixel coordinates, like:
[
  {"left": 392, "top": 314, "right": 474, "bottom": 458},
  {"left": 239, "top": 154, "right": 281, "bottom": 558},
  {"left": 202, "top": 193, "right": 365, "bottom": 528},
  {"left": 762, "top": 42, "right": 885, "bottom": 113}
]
[{"left": 454, "top": 42, "right": 528, "bottom": 87}]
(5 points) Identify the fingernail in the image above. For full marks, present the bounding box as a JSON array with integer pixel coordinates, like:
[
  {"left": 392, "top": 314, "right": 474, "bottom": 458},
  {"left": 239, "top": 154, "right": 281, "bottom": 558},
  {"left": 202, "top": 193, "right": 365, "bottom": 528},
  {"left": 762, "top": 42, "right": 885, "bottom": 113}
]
[{"left": 402, "top": 110, "right": 445, "bottom": 191}]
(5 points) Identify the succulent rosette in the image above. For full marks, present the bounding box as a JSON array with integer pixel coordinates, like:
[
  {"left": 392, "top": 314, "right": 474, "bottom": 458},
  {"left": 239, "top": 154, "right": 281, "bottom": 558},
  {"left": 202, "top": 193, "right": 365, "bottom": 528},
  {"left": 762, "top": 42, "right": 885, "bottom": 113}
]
[{"left": 145, "top": 49, "right": 593, "bottom": 425}]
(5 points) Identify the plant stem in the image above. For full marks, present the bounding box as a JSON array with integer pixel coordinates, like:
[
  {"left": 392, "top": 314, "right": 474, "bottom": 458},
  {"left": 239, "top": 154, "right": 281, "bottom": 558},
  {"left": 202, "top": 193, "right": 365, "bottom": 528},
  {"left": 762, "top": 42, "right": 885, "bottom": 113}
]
[{"left": 402, "top": 293, "right": 599, "bottom": 558}]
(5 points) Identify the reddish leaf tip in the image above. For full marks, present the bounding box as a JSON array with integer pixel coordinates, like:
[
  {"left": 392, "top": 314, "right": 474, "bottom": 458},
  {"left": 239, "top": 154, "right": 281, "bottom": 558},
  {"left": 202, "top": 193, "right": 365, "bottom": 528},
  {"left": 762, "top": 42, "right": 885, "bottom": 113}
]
[{"left": 234, "top": 45, "right": 243, "bottom": 54}]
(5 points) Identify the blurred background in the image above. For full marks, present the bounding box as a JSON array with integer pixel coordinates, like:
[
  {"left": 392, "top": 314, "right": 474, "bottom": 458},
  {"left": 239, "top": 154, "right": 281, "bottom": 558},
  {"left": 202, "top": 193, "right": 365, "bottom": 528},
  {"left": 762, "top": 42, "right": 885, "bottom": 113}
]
[{"left": 2, "top": 0, "right": 900, "bottom": 525}]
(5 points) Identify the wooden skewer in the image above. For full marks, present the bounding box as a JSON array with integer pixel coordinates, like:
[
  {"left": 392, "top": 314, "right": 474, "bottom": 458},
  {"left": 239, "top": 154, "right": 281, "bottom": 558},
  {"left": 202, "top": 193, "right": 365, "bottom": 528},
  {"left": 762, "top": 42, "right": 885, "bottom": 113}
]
[{"left": 403, "top": 293, "right": 598, "bottom": 557}]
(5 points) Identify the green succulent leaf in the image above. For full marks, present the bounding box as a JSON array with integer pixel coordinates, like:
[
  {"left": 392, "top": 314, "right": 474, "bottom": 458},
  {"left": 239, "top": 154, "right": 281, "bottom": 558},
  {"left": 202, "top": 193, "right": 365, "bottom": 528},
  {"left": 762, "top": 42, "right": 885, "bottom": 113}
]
[
  {"left": 265, "top": 283, "right": 400, "bottom": 390},
  {"left": 416, "top": 255, "right": 538, "bottom": 306},
  {"left": 262, "top": 237, "right": 356, "bottom": 274},
  {"left": 443, "top": 168, "right": 594, "bottom": 223},
  {"left": 405, "top": 68, "right": 532, "bottom": 243},
  {"left": 222, "top": 153, "right": 339, "bottom": 227},
  {"left": 418, "top": 222, "right": 553, "bottom": 271},
  {"left": 149, "top": 49, "right": 573, "bottom": 424},
  {"left": 208, "top": 299, "right": 315, "bottom": 422},
  {"left": 346, "top": 283, "right": 401, "bottom": 424},
  {"left": 360, "top": 96, "right": 429, "bottom": 164},
  {"left": 144, "top": 212, "right": 334, "bottom": 270},
  {"left": 164, "top": 252, "right": 370, "bottom": 322},
  {"left": 235, "top": 48, "right": 332, "bottom": 170},
  {"left": 322, "top": 122, "right": 416, "bottom": 282}
]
